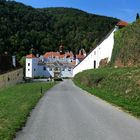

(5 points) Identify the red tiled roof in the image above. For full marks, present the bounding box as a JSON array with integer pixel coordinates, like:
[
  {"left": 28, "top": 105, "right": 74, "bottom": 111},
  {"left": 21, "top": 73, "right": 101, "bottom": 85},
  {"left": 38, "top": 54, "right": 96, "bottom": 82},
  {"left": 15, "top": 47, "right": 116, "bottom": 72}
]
[
  {"left": 44, "top": 52, "right": 74, "bottom": 59},
  {"left": 26, "top": 54, "right": 36, "bottom": 58},
  {"left": 44, "top": 52, "right": 57, "bottom": 58},
  {"left": 117, "top": 21, "right": 128, "bottom": 27},
  {"left": 59, "top": 54, "right": 65, "bottom": 58}
]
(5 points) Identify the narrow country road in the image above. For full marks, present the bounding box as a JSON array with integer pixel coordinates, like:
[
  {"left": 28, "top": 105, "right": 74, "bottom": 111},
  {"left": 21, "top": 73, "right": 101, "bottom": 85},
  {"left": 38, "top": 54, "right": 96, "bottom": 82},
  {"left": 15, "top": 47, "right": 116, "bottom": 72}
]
[{"left": 15, "top": 80, "right": 140, "bottom": 140}]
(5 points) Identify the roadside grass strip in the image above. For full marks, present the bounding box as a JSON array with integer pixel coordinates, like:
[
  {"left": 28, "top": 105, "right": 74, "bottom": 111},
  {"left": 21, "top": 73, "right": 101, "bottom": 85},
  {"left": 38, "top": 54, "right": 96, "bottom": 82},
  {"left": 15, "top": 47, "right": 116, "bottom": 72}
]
[
  {"left": 74, "top": 67, "right": 140, "bottom": 118},
  {"left": 0, "top": 82, "right": 55, "bottom": 140}
]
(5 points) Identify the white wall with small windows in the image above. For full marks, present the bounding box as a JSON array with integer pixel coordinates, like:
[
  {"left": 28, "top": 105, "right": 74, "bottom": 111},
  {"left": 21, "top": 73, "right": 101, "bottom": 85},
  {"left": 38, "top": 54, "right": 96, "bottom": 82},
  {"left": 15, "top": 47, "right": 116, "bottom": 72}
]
[
  {"left": 26, "top": 57, "right": 39, "bottom": 78},
  {"left": 26, "top": 56, "right": 74, "bottom": 78},
  {"left": 73, "top": 28, "right": 117, "bottom": 77},
  {"left": 26, "top": 58, "right": 33, "bottom": 78}
]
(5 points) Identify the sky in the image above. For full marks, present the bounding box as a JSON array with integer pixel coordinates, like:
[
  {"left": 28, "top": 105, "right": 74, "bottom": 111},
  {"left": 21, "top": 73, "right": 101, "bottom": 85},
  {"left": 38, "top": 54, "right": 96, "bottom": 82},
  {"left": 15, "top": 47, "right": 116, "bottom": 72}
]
[{"left": 16, "top": 0, "right": 140, "bottom": 22}]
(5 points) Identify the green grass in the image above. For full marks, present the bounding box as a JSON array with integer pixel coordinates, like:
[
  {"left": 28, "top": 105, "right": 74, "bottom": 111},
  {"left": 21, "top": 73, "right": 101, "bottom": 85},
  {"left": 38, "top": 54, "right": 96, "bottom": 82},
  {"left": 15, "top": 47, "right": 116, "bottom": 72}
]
[
  {"left": 111, "top": 19, "right": 140, "bottom": 66},
  {"left": 74, "top": 67, "right": 140, "bottom": 117},
  {"left": 0, "top": 82, "right": 55, "bottom": 140}
]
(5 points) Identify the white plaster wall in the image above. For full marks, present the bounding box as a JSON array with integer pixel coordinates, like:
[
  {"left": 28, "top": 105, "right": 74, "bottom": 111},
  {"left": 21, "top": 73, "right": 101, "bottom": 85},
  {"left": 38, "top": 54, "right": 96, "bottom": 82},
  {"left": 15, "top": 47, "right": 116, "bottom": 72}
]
[
  {"left": 26, "top": 58, "right": 39, "bottom": 78},
  {"left": 61, "top": 69, "right": 73, "bottom": 78},
  {"left": 73, "top": 28, "right": 116, "bottom": 77},
  {"left": 26, "top": 58, "right": 33, "bottom": 78}
]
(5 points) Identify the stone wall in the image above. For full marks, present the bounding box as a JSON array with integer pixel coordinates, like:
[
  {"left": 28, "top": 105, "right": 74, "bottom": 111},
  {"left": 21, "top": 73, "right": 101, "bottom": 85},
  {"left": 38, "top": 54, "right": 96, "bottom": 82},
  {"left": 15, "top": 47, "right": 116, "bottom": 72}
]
[{"left": 0, "top": 68, "right": 23, "bottom": 89}]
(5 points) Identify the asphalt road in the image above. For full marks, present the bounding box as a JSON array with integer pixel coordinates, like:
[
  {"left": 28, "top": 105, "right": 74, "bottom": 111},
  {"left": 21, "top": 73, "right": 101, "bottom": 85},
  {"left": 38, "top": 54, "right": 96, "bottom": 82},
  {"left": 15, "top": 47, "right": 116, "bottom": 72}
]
[{"left": 15, "top": 79, "right": 140, "bottom": 140}]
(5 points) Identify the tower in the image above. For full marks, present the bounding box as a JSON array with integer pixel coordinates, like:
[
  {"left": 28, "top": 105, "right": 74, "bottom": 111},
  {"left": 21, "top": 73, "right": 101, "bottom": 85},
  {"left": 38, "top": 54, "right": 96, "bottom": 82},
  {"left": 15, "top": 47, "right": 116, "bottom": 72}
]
[{"left": 25, "top": 54, "right": 38, "bottom": 78}]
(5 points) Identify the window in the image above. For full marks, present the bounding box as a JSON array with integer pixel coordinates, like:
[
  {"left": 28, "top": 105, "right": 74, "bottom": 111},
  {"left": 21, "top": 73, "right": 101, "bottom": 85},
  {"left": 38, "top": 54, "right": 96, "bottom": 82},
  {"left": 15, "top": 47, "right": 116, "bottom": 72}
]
[
  {"left": 28, "top": 69, "right": 30, "bottom": 71},
  {"left": 94, "top": 60, "right": 96, "bottom": 69},
  {"left": 94, "top": 51, "right": 96, "bottom": 55},
  {"left": 34, "top": 69, "right": 36, "bottom": 71},
  {"left": 8, "top": 77, "right": 10, "bottom": 81},
  {"left": 28, "top": 63, "right": 30, "bottom": 66}
]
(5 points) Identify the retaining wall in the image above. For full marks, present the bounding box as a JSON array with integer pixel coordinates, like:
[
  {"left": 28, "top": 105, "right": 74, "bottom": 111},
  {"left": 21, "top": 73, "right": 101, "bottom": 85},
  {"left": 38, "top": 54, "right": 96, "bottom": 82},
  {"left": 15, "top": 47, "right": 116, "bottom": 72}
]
[{"left": 0, "top": 68, "right": 23, "bottom": 89}]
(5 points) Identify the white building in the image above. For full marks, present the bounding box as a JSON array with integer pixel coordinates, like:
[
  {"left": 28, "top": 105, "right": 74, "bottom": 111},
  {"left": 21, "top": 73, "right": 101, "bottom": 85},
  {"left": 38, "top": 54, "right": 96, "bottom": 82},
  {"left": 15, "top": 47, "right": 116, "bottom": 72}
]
[
  {"left": 25, "top": 50, "right": 85, "bottom": 78},
  {"left": 73, "top": 21, "right": 128, "bottom": 76}
]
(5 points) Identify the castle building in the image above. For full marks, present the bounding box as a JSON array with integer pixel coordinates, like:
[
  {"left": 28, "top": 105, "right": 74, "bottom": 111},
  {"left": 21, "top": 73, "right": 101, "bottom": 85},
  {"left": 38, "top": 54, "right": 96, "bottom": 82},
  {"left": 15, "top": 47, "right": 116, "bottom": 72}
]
[{"left": 25, "top": 48, "right": 86, "bottom": 78}]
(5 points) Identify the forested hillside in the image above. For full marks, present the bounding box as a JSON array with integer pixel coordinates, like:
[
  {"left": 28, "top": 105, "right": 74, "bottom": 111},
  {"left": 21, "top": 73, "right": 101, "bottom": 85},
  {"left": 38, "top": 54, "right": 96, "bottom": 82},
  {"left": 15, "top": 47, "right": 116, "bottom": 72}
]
[
  {"left": 111, "top": 19, "right": 140, "bottom": 67},
  {"left": 0, "top": 0, "right": 118, "bottom": 60}
]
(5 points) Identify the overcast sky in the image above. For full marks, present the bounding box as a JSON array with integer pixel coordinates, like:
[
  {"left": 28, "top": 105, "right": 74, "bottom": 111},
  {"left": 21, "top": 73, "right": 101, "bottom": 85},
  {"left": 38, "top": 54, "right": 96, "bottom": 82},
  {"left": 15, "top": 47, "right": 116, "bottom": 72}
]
[{"left": 16, "top": 0, "right": 140, "bottom": 22}]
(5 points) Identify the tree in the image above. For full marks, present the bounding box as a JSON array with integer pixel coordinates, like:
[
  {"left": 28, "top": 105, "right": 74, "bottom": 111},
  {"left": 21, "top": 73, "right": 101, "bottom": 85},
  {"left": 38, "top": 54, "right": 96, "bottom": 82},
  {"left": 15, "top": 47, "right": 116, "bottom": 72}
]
[
  {"left": 136, "top": 13, "right": 140, "bottom": 20},
  {"left": 0, "top": 1, "right": 119, "bottom": 61}
]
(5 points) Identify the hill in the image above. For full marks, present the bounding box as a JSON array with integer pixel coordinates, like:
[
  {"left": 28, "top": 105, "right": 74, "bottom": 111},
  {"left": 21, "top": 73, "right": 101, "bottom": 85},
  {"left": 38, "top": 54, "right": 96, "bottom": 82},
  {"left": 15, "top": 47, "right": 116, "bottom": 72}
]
[
  {"left": 0, "top": 0, "right": 118, "bottom": 60},
  {"left": 111, "top": 19, "right": 140, "bottom": 67}
]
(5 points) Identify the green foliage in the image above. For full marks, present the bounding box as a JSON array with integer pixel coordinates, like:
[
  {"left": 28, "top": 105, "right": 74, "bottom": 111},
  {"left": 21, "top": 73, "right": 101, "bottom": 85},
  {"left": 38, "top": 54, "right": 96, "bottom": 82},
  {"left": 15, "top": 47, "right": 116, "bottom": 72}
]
[
  {"left": 0, "top": 82, "right": 55, "bottom": 140},
  {"left": 0, "top": 1, "right": 118, "bottom": 60},
  {"left": 74, "top": 67, "right": 140, "bottom": 117},
  {"left": 111, "top": 19, "right": 140, "bottom": 66},
  {"left": 19, "top": 56, "right": 25, "bottom": 67}
]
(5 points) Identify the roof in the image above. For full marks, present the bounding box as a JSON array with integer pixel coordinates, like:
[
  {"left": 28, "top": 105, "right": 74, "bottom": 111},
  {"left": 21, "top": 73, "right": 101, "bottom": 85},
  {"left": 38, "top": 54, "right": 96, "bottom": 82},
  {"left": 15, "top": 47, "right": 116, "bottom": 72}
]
[
  {"left": 44, "top": 51, "right": 74, "bottom": 59},
  {"left": 38, "top": 60, "right": 75, "bottom": 68},
  {"left": 117, "top": 21, "right": 128, "bottom": 27},
  {"left": 44, "top": 52, "right": 58, "bottom": 58},
  {"left": 26, "top": 54, "right": 36, "bottom": 58}
]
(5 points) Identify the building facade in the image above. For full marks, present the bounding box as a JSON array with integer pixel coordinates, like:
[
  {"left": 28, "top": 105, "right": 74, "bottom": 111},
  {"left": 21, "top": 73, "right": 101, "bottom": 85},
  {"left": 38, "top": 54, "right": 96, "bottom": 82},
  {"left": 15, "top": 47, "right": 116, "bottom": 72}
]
[
  {"left": 25, "top": 50, "right": 85, "bottom": 78},
  {"left": 73, "top": 21, "right": 128, "bottom": 76}
]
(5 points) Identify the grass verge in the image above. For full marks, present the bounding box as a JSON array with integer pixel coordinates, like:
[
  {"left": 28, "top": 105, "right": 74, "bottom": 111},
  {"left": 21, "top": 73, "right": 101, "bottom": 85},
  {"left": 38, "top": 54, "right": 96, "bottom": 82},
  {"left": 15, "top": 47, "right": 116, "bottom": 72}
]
[
  {"left": 73, "top": 67, "right": 140, "bottom": 117},
  {"left": 0, "top": 82, "right": 55, "bottom": 140}
]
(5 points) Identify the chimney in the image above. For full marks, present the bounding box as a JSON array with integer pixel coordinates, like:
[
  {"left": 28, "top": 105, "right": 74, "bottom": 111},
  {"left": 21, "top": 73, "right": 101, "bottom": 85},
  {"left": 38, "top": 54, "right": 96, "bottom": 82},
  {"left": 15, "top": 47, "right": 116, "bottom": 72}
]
[{"left": 12, "top": 55, "right": 16, "bottom": 67}]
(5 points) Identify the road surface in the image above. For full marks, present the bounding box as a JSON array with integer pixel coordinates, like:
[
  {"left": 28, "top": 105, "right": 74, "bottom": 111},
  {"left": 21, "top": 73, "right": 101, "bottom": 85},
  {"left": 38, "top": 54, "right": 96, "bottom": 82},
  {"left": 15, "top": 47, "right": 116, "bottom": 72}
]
[{"left": 15, "top": 80, "right": 140, "bottom": 140}]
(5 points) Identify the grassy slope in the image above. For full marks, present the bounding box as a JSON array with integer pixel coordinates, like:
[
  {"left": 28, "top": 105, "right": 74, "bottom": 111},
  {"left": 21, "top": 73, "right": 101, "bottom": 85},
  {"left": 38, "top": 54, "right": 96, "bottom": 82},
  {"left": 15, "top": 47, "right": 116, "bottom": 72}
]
[
  {"left": 111, "top": 19, "right": 140, "bottom": 66},
  {"left": 0, "top": 82, "right": 55, "bottom": 140},
  {"left": 74, "top": 67, "right": 140, "bottom": 117}
]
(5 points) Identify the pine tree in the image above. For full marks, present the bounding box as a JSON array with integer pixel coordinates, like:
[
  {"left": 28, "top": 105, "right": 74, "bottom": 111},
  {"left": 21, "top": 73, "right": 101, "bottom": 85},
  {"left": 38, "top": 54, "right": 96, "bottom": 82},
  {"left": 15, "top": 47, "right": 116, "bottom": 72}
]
[{"left": 136, "top": 13, "right": 140, "bottom": 20}]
